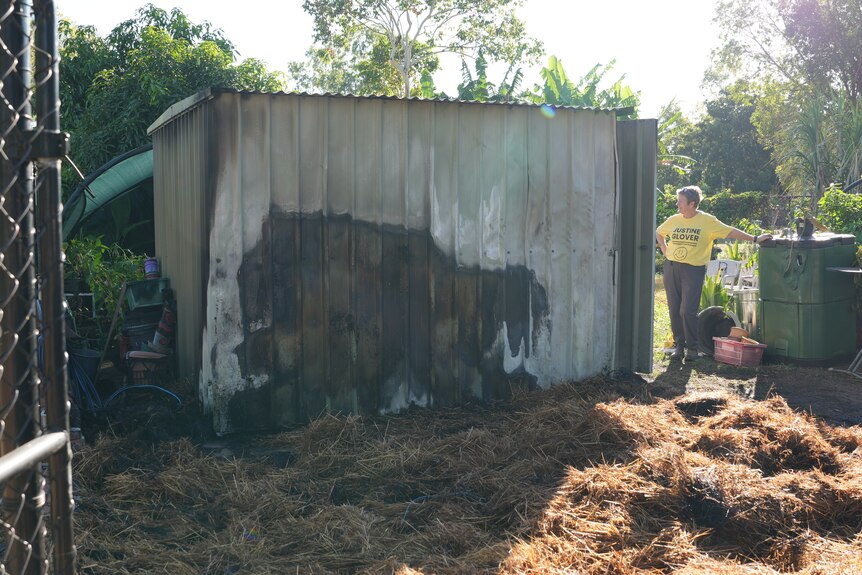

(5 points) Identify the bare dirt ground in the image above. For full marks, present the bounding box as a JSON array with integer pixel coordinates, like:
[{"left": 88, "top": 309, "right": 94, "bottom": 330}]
[
  {"left": 646, "top": 358, "right": 862, "bottom": 427},
  {"left": 651, "top": 273, "right": 862, "bottom": 426}
]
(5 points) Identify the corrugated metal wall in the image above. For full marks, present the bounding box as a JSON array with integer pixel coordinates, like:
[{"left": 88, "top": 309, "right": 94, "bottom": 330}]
[
  {"left": 615, "top": 120, "right": 657, "bottom": 373},
  {"left": 152, "top": 97, "right": 211, "bottom": 379},
  {"left": 152, "top": 90, "right": 623, "bottom": 433}
]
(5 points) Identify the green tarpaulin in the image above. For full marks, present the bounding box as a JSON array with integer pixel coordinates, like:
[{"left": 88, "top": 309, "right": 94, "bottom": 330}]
[{"left": 63, "top": 145, "right": 154, "bottom": 253}]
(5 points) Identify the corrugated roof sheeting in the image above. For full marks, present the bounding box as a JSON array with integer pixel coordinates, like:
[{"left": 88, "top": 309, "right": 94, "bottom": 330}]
[
  {"left": 147, "top": 88, "right": 618, "bottom": 134},
  {"left": 152, "top": 91, "right": 623, "bottom": 433}
]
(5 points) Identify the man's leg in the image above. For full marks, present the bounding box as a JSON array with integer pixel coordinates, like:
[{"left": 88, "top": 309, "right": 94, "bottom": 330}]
[
  {"left": 663, "top": 261, "right": 685, "bottom": 357},
  {"left": 680, "top": 264, "right": 707, "bottom": 358}
]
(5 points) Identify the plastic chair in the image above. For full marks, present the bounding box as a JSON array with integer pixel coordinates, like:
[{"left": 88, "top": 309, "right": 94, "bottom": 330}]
[
  {"left": 736, "top": 263, "right": 759, "bottom": 288},
  {"left": 707, "top": 259, "right": 742, "bottom": 287}
]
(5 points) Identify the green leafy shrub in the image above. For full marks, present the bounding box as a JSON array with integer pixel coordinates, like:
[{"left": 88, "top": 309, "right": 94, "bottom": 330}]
[
  {"left": 855, "top": 245, "right": 862, "bottom": 295},
  {"left": 818, "top": 187, "right": 862, "bottom": 239},
  {"left": 64, "top": 236, "right": 145, "bottom": 347},
  {"left": 723, "top": 241, "right": 744, "bottom": 261},
  {"left": 700, "top": 189, "right": 769, "bottom": 228},
  {"left": 736, "top": 218, "right": 765, "bottom": 235},
  {"left": 732, "top": 218, "right": 767, "bottom": 268}
]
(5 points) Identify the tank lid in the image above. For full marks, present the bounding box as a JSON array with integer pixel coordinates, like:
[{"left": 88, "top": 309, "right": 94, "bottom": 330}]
[{"left": 762, "top": 233, "right": 855, "bottom": 249}]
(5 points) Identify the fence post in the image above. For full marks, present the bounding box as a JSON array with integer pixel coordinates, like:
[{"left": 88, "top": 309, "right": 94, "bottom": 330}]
[
  {"left": 0, "top": 0, "right": 47, "bottom": 573},
  {"left": 34, "top": 1, "right": 76, "bottom": 572},
  {"left": 0, "top": 1, "right": 77, "bottom": 573}
]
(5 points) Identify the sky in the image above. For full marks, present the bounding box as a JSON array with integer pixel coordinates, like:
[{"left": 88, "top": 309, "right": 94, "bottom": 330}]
[{"left": 55, "top": 0, "right": 721, "bottom": 119}]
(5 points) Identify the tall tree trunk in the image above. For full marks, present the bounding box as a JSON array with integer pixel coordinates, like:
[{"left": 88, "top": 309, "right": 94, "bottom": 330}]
[{"left": 401, "top": 38, "right": 412, "bottom": 98}]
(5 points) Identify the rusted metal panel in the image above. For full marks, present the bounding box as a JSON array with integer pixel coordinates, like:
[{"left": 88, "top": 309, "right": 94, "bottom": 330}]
[{"left": 150, "top": 90, "right": 626, "bottom": 434}]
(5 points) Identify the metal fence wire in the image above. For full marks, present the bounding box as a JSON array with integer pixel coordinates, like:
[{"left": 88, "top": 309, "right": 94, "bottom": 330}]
[{"left": 0, "top": 1, "right": 76, "bottom": 574}]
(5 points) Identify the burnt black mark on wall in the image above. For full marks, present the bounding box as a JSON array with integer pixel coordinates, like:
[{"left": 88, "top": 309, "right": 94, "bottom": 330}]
[
  {"left": 229, "top": 210, "right": 549, "bottom": 429},
  {"left": 235, "top": 216, "right": 274, "bottom": 380}
]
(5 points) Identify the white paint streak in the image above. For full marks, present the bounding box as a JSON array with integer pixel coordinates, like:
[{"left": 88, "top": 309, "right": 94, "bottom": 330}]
[
  {"left": 456, "top": 216, "right": 478, "bottom": 267},
  {"left": 482, "top": 184, "right": 504, "bottom": 270},
  {"left": 500, "top": 322, "right": 526, "bottom": 374},
  {"left": 201, "top": 161, "right": 270, "bottom": 435},
  {"left": 430, "top": 168, "right": 454, "bottom": 256},
  {"left": 380, "top": 361, "right": 431, "bottom": 414}
]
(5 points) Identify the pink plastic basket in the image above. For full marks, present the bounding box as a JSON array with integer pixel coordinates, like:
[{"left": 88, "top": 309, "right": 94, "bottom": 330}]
[{"left": 712, "top": 336, "right": 767, "bottom": 367}]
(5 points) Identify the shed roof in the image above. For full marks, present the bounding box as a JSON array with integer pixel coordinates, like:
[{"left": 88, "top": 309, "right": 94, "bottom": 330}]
[{"left": 147, "top": 87, "right": 632, "bottom": 134}]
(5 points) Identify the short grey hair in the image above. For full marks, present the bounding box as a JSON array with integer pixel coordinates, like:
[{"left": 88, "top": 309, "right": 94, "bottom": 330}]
[{"left": 677, "top": 185, "right": 703, "bottom": 208}]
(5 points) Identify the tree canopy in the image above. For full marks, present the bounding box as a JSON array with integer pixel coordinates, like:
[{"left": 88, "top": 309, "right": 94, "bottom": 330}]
[
  {"left": 782, "top": 0, "right": 862, "bottom": 102},
  {"left": 710, "top": 0, "right": 862, "bottom": 208},
  {"left": 61, "top": 4, "right": 285, "bottom": 178},
  {"left": 301, "top": 0, "right": 542, "bottom": 97},
  {"left": 688, "top": 82, "right": 777, "bottom": 194},
  {"left": 288, "top": 25, "right": 439, "bottom": 96}
]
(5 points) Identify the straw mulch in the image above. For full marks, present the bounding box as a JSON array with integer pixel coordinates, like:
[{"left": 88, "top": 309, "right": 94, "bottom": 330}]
[{"left": 72, "top": 379, "right": 862, "bottom": 574}]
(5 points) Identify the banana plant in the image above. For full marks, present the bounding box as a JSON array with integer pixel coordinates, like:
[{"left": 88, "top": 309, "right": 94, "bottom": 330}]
[
  {"left": 456, "top": 50, "right": 523, "bottom": 103},
  {"left": 525, "top": 56, "right": 640, "bottom": 119}
]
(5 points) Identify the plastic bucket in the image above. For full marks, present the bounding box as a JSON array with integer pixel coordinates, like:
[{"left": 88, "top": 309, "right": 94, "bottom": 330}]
[{"left": 144, "top": 257, "right": 160, "bottom": 279}]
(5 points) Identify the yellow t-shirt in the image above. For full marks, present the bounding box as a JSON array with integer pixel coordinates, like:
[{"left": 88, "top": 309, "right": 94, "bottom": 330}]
[{"left": 657, "top": 212, "right": 733, "bottom": 266}]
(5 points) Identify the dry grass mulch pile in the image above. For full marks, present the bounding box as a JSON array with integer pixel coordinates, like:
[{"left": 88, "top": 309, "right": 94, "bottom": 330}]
[{"left": 73, "top": 379, "right": 862, "bottom": 574}]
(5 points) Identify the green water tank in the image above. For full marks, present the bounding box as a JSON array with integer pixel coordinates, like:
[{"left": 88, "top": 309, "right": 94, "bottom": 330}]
[{"left": 759, "top": 233, "right": 856, "bottom": 363}]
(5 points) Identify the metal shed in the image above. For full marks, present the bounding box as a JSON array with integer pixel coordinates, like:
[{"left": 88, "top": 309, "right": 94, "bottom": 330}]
[{"left": 148, "top": 89, "right": 655, "bottom": 434}]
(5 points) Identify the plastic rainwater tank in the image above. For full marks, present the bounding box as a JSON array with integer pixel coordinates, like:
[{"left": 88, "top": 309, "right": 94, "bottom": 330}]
[{"left": 758, "top": 233, "right": 855, "bottom": 363}]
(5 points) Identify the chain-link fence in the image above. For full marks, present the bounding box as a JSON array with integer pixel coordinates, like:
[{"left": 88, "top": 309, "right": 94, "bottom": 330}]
[{"left": 0, "top": 1, "right": 76, "bottom": 573}]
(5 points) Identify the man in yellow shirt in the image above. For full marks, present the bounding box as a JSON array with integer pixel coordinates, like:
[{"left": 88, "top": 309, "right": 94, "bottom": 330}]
[{"left": 656, "top": 186, "right": 772, "bottom": 361}]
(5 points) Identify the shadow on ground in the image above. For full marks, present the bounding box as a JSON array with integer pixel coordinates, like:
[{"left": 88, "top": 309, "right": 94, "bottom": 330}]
[{"left": 647, "top": 354, "right": 862, "bottom": 426}]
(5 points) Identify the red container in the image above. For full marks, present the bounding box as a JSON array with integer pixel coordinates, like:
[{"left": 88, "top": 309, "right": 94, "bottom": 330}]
[{"left": 712, "top": 336, "right": 767, "bottom": 367}]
